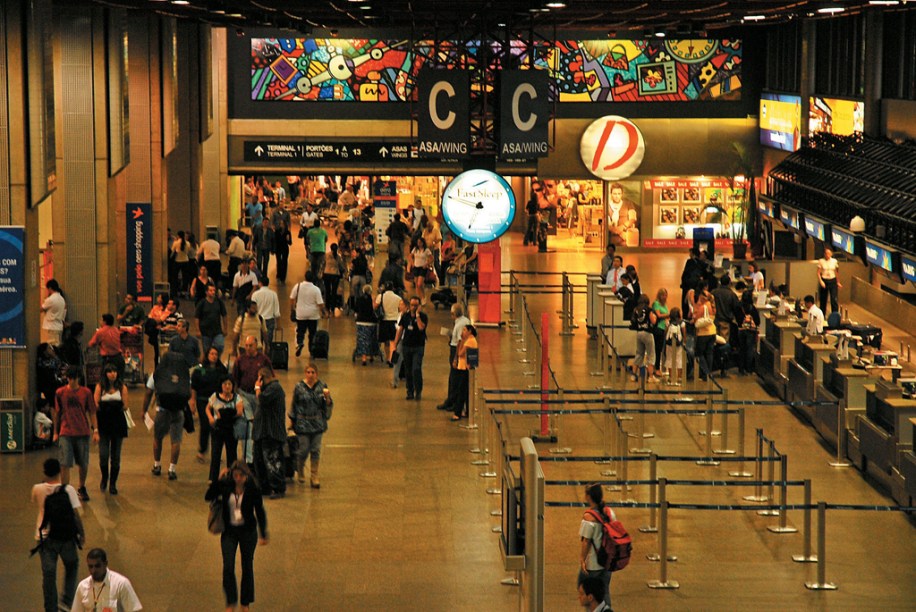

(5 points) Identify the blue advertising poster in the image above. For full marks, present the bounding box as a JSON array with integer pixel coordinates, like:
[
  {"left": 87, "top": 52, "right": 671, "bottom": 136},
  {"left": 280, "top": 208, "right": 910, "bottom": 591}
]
[
  {"left": 865, "top": 240, "right": 897, "bottom": 273},
  {"left": 830, "top": 227, "right": 857, "bottom": 255},
  {"left": 126, "top": 203, "right": 153, "bottom": 303},
  {"left": 0, "top": 227, "right": 26, "bottom": 348},
  {"left": 804, "top": 216, "right": 828, "bottom": 242},
  {"left": 901, "top": 255, "right": 916, "bottom": 284},
  {"left": 779, "top": 206, "right": 800, "bottom": 231}
]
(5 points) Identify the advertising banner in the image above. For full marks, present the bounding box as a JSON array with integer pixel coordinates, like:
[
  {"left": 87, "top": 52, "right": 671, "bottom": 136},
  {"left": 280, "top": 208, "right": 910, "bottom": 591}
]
[
  {"left": 779, "top": 206, "right": 801, "bottom": 232},
  {"left": 499, "top": 70, "right": 550, "bottom": 159},
  {"left": 0, "top": 227, "right": 26, "bottom": 348},
  {"left": 831, "top": 227, "right": 857, "bottom": 256},
  {"left": 901, "top": 255, "right": 916, "bottom": 284},
  {"left": 804, "top": 216, "right": 829, "bottom": 242},
  {"left": 372, "top": 179, "right": 398, "bottom": 246},
  {"left": 865, "top": 240, "right": 898, "bottom": 274},
  {"left": 126, "top": 203, "right": 153, "bottom": 302},
  {"left": 417, "top": 69, "right": 469, "bottom": 159},
  {"left": 759, "top": 92, "right": 801, "bottom": 151}
]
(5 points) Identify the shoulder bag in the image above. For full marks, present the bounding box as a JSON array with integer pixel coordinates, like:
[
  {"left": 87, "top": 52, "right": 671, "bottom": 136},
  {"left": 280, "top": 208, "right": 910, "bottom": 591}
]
[{"left": 207, "top": 497, "right": 225, "bottom": 535}]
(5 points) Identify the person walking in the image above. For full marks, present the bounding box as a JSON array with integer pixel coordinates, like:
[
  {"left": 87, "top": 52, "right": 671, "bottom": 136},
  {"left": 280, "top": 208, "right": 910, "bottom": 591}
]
[
  {"left": 192, "top": 347, "right": 229, "bottom": 464},
  {"left": 53, "top": 366, "right": 99, "bottom": 501},
  {"left": 71, "top": 548, "right": 142, "bottom": 612},
  {"left": 145, "top": 292, "right": 169, "bottom": 367},
  {"left": 436, "top": 303, "right": 471, "bottom": 413},
  {"left": 348, "top": 247, "right": 370, "bottom": 313},
  {"left": 409, "top": 237, "right": 433, "bottom": 304},
  {"left": 376, "top": 283, "right": 404, "bottom": 365},
  {"left": 168, "top": 319, "right": 202, "bottom": 370},
  {"left": 88, "top": 313, "right": 124, "bottom": 382},
  {"left": 390, "top": 298, "right": 409, "bottom": 389},
  {"left": 252, "top": 218, "right": 274, "bottom": 279},
  {"left": 141, "top": 351, "right": 191, "bottom": 481},
  {"left": 205, "top": 461, "right": 268, "bottom": 612},
  {"left": 206, "top": 375, "right": 244, "bottom": 484},
  {"left": 190, "top": 264, "right": 215, "bottom": 307},
  {"left": 578, "top": 483, "right": 614, "bottom": 611},
  {"left": 93, "top": 365, "right": 129, "bottom": 495},
  {"left": 232, "top": 259, "right": 260, "bottom": 317},
  {"left": 630, "top": 294, "right": 661, "bottom": 383},
  {"left": 306, "top": 218, "right": 328, "bottom": 280},
  {"left": 354, "top": 284, "right": 378, "bottom": 365},
  {"left": 817, "top": 246, "right": 841, "bottom": 315},
  {"left": 393, "top": 296, "right": 428, "bottom": 401},
  {"left": 251, "top": 279, "right": 281, "bottom": 346},
  {"left": 196, "top": 284, "right": 228, "bottom": 357},
  {"left": 289, "top": 364, "right": 333, "bottom": 488},
  {"left": 290, "top": 272, "right": 326, "bottom": 357},
  {"left": 31, "top": 458, "right": 85, "bottom": 612},
  {"left": 273, "top": 219, "right": 292, "bottom": 284},
  {"left": 252, "top": 366, "right": 287, "bottom": 499},
  {"left": 322, "top": 243, "right": 345, "bottom": 315},
  {"left": 41, "top": 279, "right": 67, "bottom": 347},
  {"left": 198, "top": 235, "right": 223, "bottom": 287},
  {"left": 232, "top": 301, "right": 269, "bottom": 355}
]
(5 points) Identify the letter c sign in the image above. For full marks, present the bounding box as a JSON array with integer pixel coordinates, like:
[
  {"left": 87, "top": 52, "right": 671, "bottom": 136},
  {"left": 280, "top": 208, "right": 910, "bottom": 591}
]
[
  {"left": 429, "top": 81, "right": 457, "bottom": 130},
  {"left": 578, "top": 115, "right": 646, "bottom": 181},
  {"left": 511, "top": 83, "right": 537, "bottom": 132}
]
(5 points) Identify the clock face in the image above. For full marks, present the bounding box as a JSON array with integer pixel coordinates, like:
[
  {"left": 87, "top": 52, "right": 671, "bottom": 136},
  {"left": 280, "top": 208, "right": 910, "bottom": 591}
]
[
  {"left": 664, "top": 39, "right": 719, "bottom": 64},
  {"left": 441, "top": 169, "right": 516, "bottom": 244}
]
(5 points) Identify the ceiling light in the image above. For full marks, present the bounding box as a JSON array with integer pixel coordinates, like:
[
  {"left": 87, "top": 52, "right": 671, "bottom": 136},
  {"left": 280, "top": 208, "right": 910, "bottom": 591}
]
[
  {"left": 817, "top": 4, "right": 846, "bottom": 14},
  {"left": 358, "top": 4, "right": 373, "bottom": 9},
  {"left": 546, "top": 1, "right": 567, "bottom": 7},
  {"left": 348, "top": 0, "right": 367, "bottom": 2},
  {"left": 654, "top": 30, "right": 666, "bottom": 38},
  {"left": 171, "top": 0, "right": 190, "bottom": 5},
  {"left": 743, "top": 14, "right": 766, "bottom": 21},
  {"left": 868, "top": 1, "right": 900, "bottom": 4}
]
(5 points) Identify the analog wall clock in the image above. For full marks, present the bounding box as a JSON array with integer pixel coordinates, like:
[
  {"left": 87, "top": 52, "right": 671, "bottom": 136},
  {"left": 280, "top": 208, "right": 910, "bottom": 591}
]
[
  {"left": 441, "top": 169, "right": 516, "bottom": 244},
  {"left": 664, "top": 39, "right": 719, "bottom": 64}
]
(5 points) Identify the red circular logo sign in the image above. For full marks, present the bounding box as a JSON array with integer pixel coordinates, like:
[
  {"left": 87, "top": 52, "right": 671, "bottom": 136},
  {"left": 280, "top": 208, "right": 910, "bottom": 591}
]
[{"left": 579, "top": 115, "right": 646, "bottom": 181}]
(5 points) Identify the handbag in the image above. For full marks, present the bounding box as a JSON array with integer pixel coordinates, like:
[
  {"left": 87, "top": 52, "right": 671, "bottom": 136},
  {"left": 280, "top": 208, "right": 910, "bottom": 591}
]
[
  {"left": 182, "top": 404, "right": 195, "bottom": 434},
  {"left": 124, "top": 408, "right": 136, "bottom": 430},
  {"left": 207, "top": 498, "right": 225, "bottom": 535},
  {"left": 696, "top": 305, "right": 714, "bottom": 328},
  {"left": 425, "top": 268, "right": 437, "bottom": 284}
]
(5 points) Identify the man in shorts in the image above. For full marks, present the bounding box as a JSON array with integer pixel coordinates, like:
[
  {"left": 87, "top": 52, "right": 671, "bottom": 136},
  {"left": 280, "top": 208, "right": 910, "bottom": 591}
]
[
  {"left": 141, "top": 352, "right": 191, "bottom": 481},
  {"left": 53, "top": 366, "right": 98, "bottom": 501}
]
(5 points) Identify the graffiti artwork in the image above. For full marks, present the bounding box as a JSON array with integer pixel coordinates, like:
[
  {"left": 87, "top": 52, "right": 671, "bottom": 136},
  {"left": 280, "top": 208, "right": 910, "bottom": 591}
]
[{"left": 251, "top": 38, "right": 742, "bottom": 103}]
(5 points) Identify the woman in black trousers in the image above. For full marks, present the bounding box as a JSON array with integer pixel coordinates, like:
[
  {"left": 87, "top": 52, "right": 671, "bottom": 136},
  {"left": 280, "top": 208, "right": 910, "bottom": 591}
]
[{"left": 205, "top": 461, "right": 268, "bottom": 612}]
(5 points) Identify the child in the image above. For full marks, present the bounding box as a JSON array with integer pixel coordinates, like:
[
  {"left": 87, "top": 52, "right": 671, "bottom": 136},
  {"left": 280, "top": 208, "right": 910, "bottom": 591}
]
[{"left": 664, "top": 307, "right": 686, "bottom": 386}]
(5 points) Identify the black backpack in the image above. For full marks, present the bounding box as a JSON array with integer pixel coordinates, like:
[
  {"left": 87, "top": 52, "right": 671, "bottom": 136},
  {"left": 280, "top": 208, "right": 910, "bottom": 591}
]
[{"left": 41, "top": 486, "right": 78, "bottom": 542}]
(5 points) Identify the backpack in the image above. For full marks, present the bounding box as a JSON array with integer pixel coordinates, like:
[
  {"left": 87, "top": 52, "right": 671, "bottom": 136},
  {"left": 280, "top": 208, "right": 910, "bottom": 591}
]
[
  {"left": 41, "top": 486, "right": 78, "bottom": 542},
  {"left": 586, "top": 507, "right": 632, "bottom": 572},
  {"left": 666, "top": 323, "right": 683, "bottom": 347},
  {"left": 631, "top": 306, "right": 651, "bottom": 332}
]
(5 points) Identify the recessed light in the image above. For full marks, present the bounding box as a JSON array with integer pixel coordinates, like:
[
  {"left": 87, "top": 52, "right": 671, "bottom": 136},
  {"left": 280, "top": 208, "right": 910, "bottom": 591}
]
[
  {"left": 868, "top": 1, "right": 899, "bottom": 4},
  {"left": 171, "top": 0, "right": 190, "bottom": 5},
  {"left": 743, "top": 14, "right": 766, "bottom": 21},
  {"left": 817, "top": 4, "right": 846, "bottom": 14},
  {"left": 546, "top": 1, "right": 567, "bottom": 7},
  {"left": 359, "top": 4, "right": 373, "bottom": 9}
]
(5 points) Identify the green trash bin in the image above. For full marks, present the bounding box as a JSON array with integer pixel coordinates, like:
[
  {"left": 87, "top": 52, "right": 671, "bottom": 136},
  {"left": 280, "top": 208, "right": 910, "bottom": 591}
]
[{"left": 1, "top": 398, "right": 25, "bottom": 453}]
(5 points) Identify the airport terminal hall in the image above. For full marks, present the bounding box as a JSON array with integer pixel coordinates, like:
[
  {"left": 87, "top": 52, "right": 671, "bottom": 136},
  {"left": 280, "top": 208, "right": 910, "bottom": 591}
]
[{"left": 2, "top": 0, "right": 916, "bottom": 610}]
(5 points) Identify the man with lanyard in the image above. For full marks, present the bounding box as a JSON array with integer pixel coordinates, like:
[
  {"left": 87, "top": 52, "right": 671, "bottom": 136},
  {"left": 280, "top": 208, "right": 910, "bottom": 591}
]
[
  {"left": 71, "top": 548, "right": 142, "bottom": 612},
  {"left": 817, "top": 246, "right": 841, "bottom": 315},
  {"left": 393, "top": 296, "right": 428, "bottom": 401},
  {"left": 803, "top": 294, "right": 825, "bottom": 337}
]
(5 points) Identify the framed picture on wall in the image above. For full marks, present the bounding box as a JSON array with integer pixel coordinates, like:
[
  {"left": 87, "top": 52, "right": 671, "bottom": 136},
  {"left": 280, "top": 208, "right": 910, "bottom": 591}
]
[
  {"left": 660, "top": 187, "right": 679, "bottom": 203},
  {"left": 682, "top": 206, "right": 701, "bottom": 225},
  {"left": 682, "top": 187, "right": 700, "bottom": 203},
  {"left": 659, "top": 206, "right": 679, "bottom": 225}
]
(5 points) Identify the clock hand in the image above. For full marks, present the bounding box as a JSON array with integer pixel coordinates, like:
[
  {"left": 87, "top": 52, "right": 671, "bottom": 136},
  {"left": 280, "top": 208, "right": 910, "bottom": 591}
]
[
  {"left": 469, "top": 209, "right": 480, "bottom": 229},
  {"left": 448, "top": 195, "right": 479, "bottom": 207}
]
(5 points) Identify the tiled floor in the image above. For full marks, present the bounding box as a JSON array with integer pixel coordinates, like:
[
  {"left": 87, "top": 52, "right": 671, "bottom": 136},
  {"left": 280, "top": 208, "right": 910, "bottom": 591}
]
[{"left": 2, "top": 228, "right": 914, "bottom": 610}]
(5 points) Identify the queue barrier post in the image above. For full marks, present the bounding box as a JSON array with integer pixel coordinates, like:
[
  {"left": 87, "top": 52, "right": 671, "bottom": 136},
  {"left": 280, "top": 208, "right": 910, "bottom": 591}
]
[
  {"left": 517, "top": 303, "right": 531, "bottom": 362},
  {"left": 768, "top": 455, "right": 798, "bottom": 533},
  {"left": 714, "top": 388, "right": 736, "bottom": 454},
  {"left": 743, "top": 429, "right": 768, "bottom": 502},
  {"left": 559, "top": 273, "right": 575, "bottom": 336},
  {"left": 793, "top": 480, "right": 817, "bottom": 563},
  {"left": 505, "top": 272, "right": 516, "bottom": 316},
  {"left": 460, "top": 368, "right": 479, "bottom": 432},
  {"left": 639, "top": 453, "right": 659, "bottom": 533},
  {"left": 696, "top": 395, "right": 720, "bottom": 466},
  {"left": 757, "top": 442, "right": 779, "bottom": 515},
  {"left": 469, "top": 393, "right": 485, "bottom": 455},
  {"left": 590, "top": 326, "right": 606, "bottom": 377},
  {"left": 631, "top": 377, "right": 653, "bottom": 454},
  {"left": 804, "top": 502, "right": 837, "bottom": 590},
  {"left": 646, "top": 477, "right": 677, "bottom": 562},
  {"left": 828, "top": 401, "right": 851, "bottom": 468},
  {"left": 549, "top": 388, "right": 572, "bottom": 454},
  {"left": 471, "top": 397, "right": 489, "bottom": 465},
  {"left": 487, "top": 420, "right": 503, "bottom": 497},
  {"left": 729, "top": 407, "right": 753, "bottom": 477},
  {"left": 480, "top": 404, "right": 498, "bottom": 479},
  {"left": 596, "top": 397, "right": 616, "bottom": 476},
  {"left": 647, "top": 483, "right": 679, "bottom": 589}
]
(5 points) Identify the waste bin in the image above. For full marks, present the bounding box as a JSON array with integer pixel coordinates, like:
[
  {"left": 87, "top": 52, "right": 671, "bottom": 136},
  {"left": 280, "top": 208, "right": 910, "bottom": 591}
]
[{"left": 1, "top": 398, "right": 25, "bottom": 453}]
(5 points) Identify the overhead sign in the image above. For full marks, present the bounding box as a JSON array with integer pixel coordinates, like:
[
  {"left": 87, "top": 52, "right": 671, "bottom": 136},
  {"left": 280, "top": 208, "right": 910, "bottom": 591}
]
[
  {"left": 760, "top": 92, "right": 801, "bottom": 152},
  {"left": 779, "top": 206, "right": 801, "bottom": 232},
  {"left": 831, "top": 227, "right": 857, "bottom": 256},
  {"left": 865, "top": 240, "right": 898, "bottom": 274},
  {"left": 579, "top": 115, "right": 645, "bottom": 181},
  {"left": 757, "top": 195, "right": 777, "bottom": 218},
  {"left": 372, "top": 179, "right": 398, "bottom": 246},
  {"left": 0, "top": 227, "right": 25, "bottom": 348},
  {"left": 901, "top": 254, "right": 916, "bottom": 284},
  {"left": 126, "top": 204, "right": 153, "bottom": 303},
  {"left": 244, "top": 140, "right": 414, "bottom": 163},
  {"left": 804, "top": 216, "right": 829, "bottom": 242},
  {"left": 417, "top": 69, "right": 470, "bottom": 159},
  {"left": 499, "top": 70, "right": 549, "bottom": 159}
]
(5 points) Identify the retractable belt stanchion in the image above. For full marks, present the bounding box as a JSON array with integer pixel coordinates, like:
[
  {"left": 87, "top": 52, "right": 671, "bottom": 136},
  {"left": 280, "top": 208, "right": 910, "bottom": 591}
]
[
  {"left": 804, "top": 502, "right": 837, "bottom": 590},
  {"left": 631, "top": 377, "right": 653, "bottom": 454},
  {"left": 559, "top": 272, "right": 574, "bottom": 336},
  {"left": 757, "top": 442, "right": 779, "bottom": 515},
  {"left": 828, "top": 401, "right": 851, "bottom": 468},
  {"left": 714, "top": 388, "right": 736, "bottom": 454},
  {"left": 596, "top": 396, "right": 616, "bottom": 477},
  {"left": 488, "top": 427, "right": 503, "bottom": 497},
  {"left": 768, "top": 455, "right": 798, "bottom": 533},
  {"left": 505, "top": 271, "right": 516, "bottom": 316},
  {"left": 549, "top": 388, "right": 572, "bottom": 454},
  {"left": 460, "top": 368, "right": 479, "bottom": 432},
  {"left": 647, "top": 480, "right": 679, "bottom": 589},
  {"left": 696, "top": 395, "right": 720, "bottom": 466},
  {"left": 590, "top": 326, "right": 606, "bottom": 377},
  {"left": 793, "top": 480, "right": 817, "bottom": 563},
  {"left": 481, "top": 403, "right": 498, "bottom": 479},
  {"left": 728, "top": 406, "right": 752, "bottom": 477},
  {"left": 640, "top": 453, "right": 659, "bottom": 533},
  {"left": 471, "top": 395, "right": 488, "bottom": 465},
  {"left": 646, "top": 476, "right": 676, "bottom": 563},
  {"left": 743, "top": 429, "right": 768, "bottom": 502}
]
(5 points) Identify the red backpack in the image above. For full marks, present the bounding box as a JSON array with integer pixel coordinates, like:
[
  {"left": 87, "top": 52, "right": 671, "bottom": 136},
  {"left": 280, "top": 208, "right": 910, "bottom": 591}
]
[{"left": 586, "top": 507, "right": 632, "bottom": 572}]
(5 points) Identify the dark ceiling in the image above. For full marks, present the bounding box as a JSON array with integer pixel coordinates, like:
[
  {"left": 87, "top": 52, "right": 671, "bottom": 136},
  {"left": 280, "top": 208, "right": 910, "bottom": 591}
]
[{"left": 85, "top": 1, "right": 912, "bottom": 34}]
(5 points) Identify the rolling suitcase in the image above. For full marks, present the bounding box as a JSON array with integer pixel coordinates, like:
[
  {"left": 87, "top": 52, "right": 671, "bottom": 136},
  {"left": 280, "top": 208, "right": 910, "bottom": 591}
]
[
  {"left": 430, "top": 287, "right": 458, "bottom": 310},
  {"left": 284, "top": 434, "right": 299, "bottom": 480},
  {"left": 842, "top": 323, "right": 882, "bottom": 349},
  {"left": 270, "top": 328, "right": 289, "bottom": 370},
  {"left": 311, "top": 329, "right": 330, "bottom": 359}
]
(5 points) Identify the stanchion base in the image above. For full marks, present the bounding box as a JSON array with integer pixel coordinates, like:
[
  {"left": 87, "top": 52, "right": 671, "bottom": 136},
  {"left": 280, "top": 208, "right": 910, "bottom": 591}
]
[
  {"left": 618, "top": 415, "right": 634, "bottom": 421},
  {"left": 492, "top": 526, "right": 502, "bottom": 533},
  {"left": 804, "top": 582, "right": 837, "bottom": 591},
  {"left": 471, "top": 459, "right": 489, "bottom": 466},
  {"left": 698, "top": 430, "right": 722, "bottom": 437},
  {"left": 647, "top": 580, "right": 680, "bottom": 590},
  {"left": 530, "top": 432, "right": 559, "bottom": 443},
  {"left": 696, "top": 459, "right": 721, "bottom": 466},
  {"left": 631, "top": 447, "right": 653, "bottom": 455},
  {"left": 713, "top": 449, "right": 737, "bottom": 455},
  {"left": 487, "top": 489, "right": 502, "bottom": 496},
  {"left": 828, "top": 461, "right": 851, "bottom": 468},
  {"left": 646, "top": 554, "right": 678, "bottom": 562},
  {"left": 589, "top": 371, "right": 605, "bottom": 377},
  {"left": 469, "top": 447, "right": 483, "bottom": 454},
  {"left": 549, "top": 447, "right": 573, "bottom": 454},
  {"left": 638, "top": 526, "right": 659, "bottom": 533},
  {"left": 490, "top": 509, "right": 502, "bottom": 516},
  {"left": 526, "top": 384, "right": 540, "bottom": 389},
  {"left": 559, "top": 331, "right": 575, "bottom": 336},
  {"left": 480, "top": 471, "right": 498, "bottom": 478},
  {"left": 594, "top": 459, "right": 612, "bottom": 464},
  {"left": 459, "top": 424, "right": 479, "bottom": 430},
  {"left": 600, "top": 470, "right": 617, "bottom": 477},
  {"left": 792, "top": 554, "right": 818, "bottom": 563},
  {"left": 500, "top": 578, "right": 520, "bottom": 587},
  {"left": 768, "top": 526, "right": 798, "bottom": 534},
  {"left": 743, "top": 495, "right": 769, "bottom": 502},
  {"left": 757, "top": 510, "right": 780, "bottom": 516},
  {"left": 641, "top": 433, "right": 656, "bottom": 439},
  {"left": 674, "top": 396, "right": 695, "bottom": 402},
  {"left": 729, "top": 471, "right": 754, "bottom": 478},
  {"left": 517, "top": 358, "right": 531, "bottom": 364}
]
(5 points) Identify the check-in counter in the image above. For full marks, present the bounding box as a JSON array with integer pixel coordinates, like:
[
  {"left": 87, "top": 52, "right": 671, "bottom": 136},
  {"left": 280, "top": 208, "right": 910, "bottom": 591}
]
[
  {"left": 602, "top": 296, "right": 636, "bottom": 358},
  {"left": 787, "top": 338, "right": 836, "bottom": 417},
  {"left": 856, "top": 381, "right": 916, "bottom": 474},
  {"left": 817, "top": 359, "right": 874, "bottom": 447},
  {"left": 758, "top": 315, "right": 802, "bottom": 400},
  {"left": 594, "top": 288, "right": 616, "bottom": 341},
  {"left": 898, "top": 418, "right": 916, "bottom": 504},
  {"left": 586, "top": 276, "right": 605, "bottom": 332}
]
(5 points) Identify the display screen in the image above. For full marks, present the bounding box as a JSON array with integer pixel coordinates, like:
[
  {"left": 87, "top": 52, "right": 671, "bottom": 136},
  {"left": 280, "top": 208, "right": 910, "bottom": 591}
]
[
  {"left": 804, "top": 216, "right": 828, "bottom": 242},
  {"left": 759, "top": 92, "right": 801, "bottom": 151},
  {"left": 831, "top": 227, "right": 857, "bottom": 255},
  {"left": 902, "top": 255, "right": 916, "bottom": 284},
  {"left": 865, "top": 240, "right": 898, "bottom": 273},
  {"left": 809, "top": 97, "right": 864, "bottom": 136}
]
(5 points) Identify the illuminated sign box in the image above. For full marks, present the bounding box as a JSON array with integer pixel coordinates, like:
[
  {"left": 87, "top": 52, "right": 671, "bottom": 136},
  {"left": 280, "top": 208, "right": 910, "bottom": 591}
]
[
  {"left": 865, "top": 240, "right": 899, "bottom": 274},
  {"left": 757, "top": 196, "right": 777, "bottom": 218},
  {"left": 901, "top": 255, "right": 916, "bottom": 284},
  {"left": 831, "top": 227, "right": 857, "bottom": 255},
  {"left": 760, "top": 92, "right": 801, "bottom": 151},
  {"left": 809, "top": 96, "right": 864, "bottom": 136},
  {"left": 804, "top": 216, "right": 829, "bottom": 242},
  {"left": 779, "top": 206, "right": 801, "bottom": 232}
]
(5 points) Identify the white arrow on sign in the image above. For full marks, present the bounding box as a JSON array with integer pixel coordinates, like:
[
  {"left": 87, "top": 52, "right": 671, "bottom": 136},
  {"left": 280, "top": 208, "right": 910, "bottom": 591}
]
[
  {"left": 379, "top": 146, "right": 389, "bottom": 158},
  {"left": 254, "top": 146, "right": 264, "bottom": 156}
]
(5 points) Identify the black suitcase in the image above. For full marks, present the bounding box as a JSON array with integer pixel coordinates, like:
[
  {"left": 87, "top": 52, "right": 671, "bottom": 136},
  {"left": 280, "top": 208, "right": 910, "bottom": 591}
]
[
  {"left": 269, "top": 329, "right": 289, "bottom": 370},
  {"left": 284, "top": 434, "right": 299, "bottom": 479},
  {"left": 311, "top": 330, "right": 330, "bottom": 359},
  {"left": 842, "top": 323, "right": 882, "bottom": 349},
  {"left": 430, "top": 287, "right": 458, "bottom": 310}
]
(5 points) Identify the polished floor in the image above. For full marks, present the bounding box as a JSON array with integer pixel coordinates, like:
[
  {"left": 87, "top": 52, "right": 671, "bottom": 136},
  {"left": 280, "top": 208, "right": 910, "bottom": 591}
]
[{"left": 2, "top": 227, "right": 914, "bottom": 610}]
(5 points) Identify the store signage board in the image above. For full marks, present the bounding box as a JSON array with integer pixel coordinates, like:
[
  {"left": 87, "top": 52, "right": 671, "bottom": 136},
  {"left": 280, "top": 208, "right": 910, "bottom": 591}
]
[
  {"left": 831, "top": 227, "right": 857, "bottom": 255},
  {"left": 0, "top": 227, "right": 25, "bottom": 348},
  {"left": 865, "top": 240, "right": 898, "bottom": 273},
  {"left": 901, "top": 255, "right": 916, "bottom": 284},
  {"left": 779, "top": 206, "right": 800, "bottom": 231},
  {"left": 804, "top": 216, "right": 828, "bottom": 242},
  {"left": 499, "top": 70, "right": 549, "bottom": 159},
  {"left": 417, "top": 69, "right": 470, "bottom": 159},
  {"left": 244, "top": 140, "right": 414, "bottom": 163},
  {"left": 579, "top": 115, "right": 645, "bottom": 181}
]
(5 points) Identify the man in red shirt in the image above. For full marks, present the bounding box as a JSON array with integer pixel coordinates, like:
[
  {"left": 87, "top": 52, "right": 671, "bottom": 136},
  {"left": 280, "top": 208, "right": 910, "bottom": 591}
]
[
  {"left": 53, "top": 366, "right": 99, "bottom": 502},
  {"left": 88, "top": 314, "right": 123, "bottom": 380}
]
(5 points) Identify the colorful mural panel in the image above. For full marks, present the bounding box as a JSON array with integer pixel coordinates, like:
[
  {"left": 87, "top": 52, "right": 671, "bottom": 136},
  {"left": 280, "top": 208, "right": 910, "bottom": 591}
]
[{"left": 251, "top": 38, "right": 742, "bottom": 103}]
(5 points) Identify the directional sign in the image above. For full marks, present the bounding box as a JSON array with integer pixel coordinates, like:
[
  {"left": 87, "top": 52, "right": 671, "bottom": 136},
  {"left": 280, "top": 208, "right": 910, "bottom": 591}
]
[{"left": 243, "top": 140, "right": 415, "bottom": 164}]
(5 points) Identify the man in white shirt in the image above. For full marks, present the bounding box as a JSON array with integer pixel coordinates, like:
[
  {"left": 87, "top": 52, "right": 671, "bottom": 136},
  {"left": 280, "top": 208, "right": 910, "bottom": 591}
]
[
  {"left": 198, "top": 236, "right": 222, "bottom": 284},
  {"left": 817, "top": 246, "right": 841, "bottom": 314},
  {"left": 290, "top": 271, "right": 326, "bottom": 357},
  {"left": 232, "top": 259, "right": 260, "bottom": 316},
  {"left": 411, "top": 197, "right": 427, "bottom": 231},
  {"left": 41, "top": 279, "right": 67, "bottom": 346},
  {"left": 251, "top": 278, "right": 282, "bottom": 346},
  {"left": 604, "top": 256, "right": 625, "bottom": 291},
  {"left": 299, "top": 203, "right": 319, "bottom": 252},
  {"left": 71, "top": 548, "right": 142, "bottom": 612},
  {"left": 436, "top": 304, "right": 471, "bottom": 412},
  {"left": 225, "top": 231, "right": 248, "bottom": 281},
  {"left": 338, "top": 183, "right": 357, "bottom": 210},
  {"left": 804, "top": 294, "right": 825, "bottom": 336}
]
